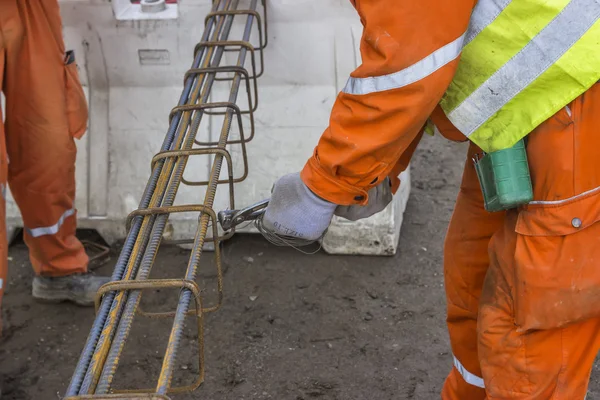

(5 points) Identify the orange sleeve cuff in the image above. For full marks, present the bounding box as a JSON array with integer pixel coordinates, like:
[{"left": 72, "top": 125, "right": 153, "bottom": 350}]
[
  {"left": 301, "top": 127, "right": 426, "bottom": 206},
  {"left": 301, "top": 151, "right": 370, "bottom": 206}
]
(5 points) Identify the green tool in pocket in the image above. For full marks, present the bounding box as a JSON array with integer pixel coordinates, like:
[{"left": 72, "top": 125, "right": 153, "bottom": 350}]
[{"left": 473, "top": 139, "right": 533, "bottom": 212}]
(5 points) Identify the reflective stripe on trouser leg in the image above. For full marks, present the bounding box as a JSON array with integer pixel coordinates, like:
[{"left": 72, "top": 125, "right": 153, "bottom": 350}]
[
  {"left": 441, "top": 142, "right": 504, "bottom": 399},
  {"left": 25, "top": 208, "right": 75, "bottom": 238},
  {"left": 478, "top": 214, "right": 600, "bottom": 398},
  {"left": 3, "top": 2, "right": 88, "bottom": 277},
  {"left": 453, "top": 355, "right": 485, "bottom": 388},
  {"left": 476, "top": 87, "right": 600, "bottom": 398},
  {"left": 22, "top": 208, "right": 88, "bottom": 277}
]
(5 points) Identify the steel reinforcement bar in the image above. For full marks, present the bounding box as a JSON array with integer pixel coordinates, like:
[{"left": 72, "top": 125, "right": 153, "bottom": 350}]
[{"left": 64, "top": 0, "right": 268, "bottom": 398}]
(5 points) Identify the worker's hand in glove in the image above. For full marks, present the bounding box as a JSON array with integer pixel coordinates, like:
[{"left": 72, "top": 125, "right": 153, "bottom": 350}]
[
  {"left": 334, "top": 177, "right": 393, "bottom": 222},
  {"left": 262, "top": 173, "right": 394, "bottom": 241},
  {"left": 262, "top": 172, "right": 337, "bottom": 241}
]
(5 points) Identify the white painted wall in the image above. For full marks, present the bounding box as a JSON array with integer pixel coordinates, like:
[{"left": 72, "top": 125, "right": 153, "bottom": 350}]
[{"left": 5, "top": 0, "right": 410, "bottom": 255}]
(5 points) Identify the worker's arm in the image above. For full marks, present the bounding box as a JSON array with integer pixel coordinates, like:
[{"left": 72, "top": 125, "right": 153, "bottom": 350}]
[
  {"left": 262, "top": 0, "right": 476, "bottom": 241},
  {"left": 302, "top": 0, "right": 476, "bottom": 206}
]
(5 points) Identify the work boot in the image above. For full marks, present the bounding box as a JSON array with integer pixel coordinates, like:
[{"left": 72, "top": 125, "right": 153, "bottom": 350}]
[{"left": 32, "top": 273, "right": 110, "bottom": 306}]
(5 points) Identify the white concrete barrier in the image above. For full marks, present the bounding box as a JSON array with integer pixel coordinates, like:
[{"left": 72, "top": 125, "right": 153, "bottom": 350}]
[{"left": 5, "top": 0, "right": 410, "bottom": 256}]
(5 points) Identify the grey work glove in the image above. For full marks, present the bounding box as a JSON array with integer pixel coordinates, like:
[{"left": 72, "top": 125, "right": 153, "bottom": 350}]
[
  {"left": 334, "top": 177, "right": 393, "bottom": 221},
  {"left": 262, "top": 172, "right": 337, "bottom": 241}
]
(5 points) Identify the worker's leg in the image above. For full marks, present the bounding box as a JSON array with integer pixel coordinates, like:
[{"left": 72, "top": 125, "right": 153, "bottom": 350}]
[
  {"left": 0, "top": 44, "right": 9, "bottom": 332},
  {"left": 2, "top": 0, "right": 107, "bottom": 305},
  {"left": 478, "top": 211, "right": 600, "bottom": 399},
  {"left": 441, "top": 142, "right": 505, "bottom": 400},
  {"left": 478, "top": 85, "right": 600, "bottom": 399},
  {"left": 3, "top": 0, "right": 87, "bottom": 276}
]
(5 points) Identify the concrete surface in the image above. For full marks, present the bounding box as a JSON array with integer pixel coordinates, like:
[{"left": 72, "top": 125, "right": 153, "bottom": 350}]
[{"left": 2, "top": 135, "right": 600, "bottom": 399}]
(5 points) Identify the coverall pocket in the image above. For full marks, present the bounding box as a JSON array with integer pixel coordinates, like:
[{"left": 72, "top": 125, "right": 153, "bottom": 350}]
[
  {"left": 64, "top": 51, "right": 88, "bottom": 139},
  {"left": 513, "top": 188, "right": 600, "bottom": 331}
]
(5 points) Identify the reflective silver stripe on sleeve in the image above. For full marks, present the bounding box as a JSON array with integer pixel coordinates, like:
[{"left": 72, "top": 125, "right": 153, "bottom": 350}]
[
  {"left": 448, "top": 0, "right": 600, "bottom": 136},
  {"left": 26, "top": 208, "right": 75, "bottom": 238},
  {"left": 1, "top": 183, "right": 5, "bottom": 200},
  {"left": 342, "top": 32, "right": 466, "bottom": 96},
  {"left": 454, "top": 355, "right": 485, "bottom": 388}
]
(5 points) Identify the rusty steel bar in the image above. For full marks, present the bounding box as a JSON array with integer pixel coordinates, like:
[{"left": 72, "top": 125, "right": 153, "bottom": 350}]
[
  {"left": 77, "top": 2, "right": 237, "bottom": 393},
  {"left": 91, "top": 5, "right": 240, "bottom": 393},
  {"left": 65, "top": 0, "right": 267, "bottom": 398},
  {"left": 65, "top": 1, "right": 234, "bottom": 394},
  {"left": 155, "top": 2, "right": 259, "bottom": 393}
]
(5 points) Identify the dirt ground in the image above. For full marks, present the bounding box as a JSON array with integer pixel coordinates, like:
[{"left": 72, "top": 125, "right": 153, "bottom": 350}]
[{"left": 1, "top": 135, "right": 599, "bottom": 400}]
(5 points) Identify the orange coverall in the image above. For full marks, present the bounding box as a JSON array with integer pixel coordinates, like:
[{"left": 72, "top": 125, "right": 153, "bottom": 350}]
[
  {"left": 0, "top": 0, "right": 89, "bottom": 316},
  {"left": 302, "top": 0, "right": 600, "bottom": 398}
]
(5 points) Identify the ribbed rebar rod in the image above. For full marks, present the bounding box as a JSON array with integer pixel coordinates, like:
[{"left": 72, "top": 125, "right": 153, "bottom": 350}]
[
  {"left": 93, "top": 1, "right": 243, "bottom": 393},
  {"left": 156, "top": 0, "right": 259, "bottom": 393},
  {"left": 77, "top": 2, "right": 237, "bottom": 393},
  {"left": 66, "top": 0, "right": 267, "bottom": 396},
  {"left": 65, "top": 0, "right": 231, "bottom": 395}
]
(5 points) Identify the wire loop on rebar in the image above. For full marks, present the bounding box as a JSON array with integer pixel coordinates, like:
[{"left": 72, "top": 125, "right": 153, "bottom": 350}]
[
  {"left": 205, "top": 8, "right": 267, "bottom": 51},
  {"left": 184, "top": 65, "right": 258, "bottom": 115},
  {"left": 194, "top": 40, "right": 264, "bottom": 79},
  {"left": 93, "top": 279, "right": 205, "bottom": 394}
]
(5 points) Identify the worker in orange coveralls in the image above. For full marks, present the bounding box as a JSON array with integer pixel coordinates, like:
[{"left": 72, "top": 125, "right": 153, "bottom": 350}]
[
  {"left": 262, "top": 0, "right": 600, "bottom": 398},
  {"left": 0, "top": 0, "right": 110, "bottom": 331}
]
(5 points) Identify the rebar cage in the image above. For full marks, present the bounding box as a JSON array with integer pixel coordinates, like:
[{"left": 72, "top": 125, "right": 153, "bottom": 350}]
[{"left": 64, "top": 1, "right": 268, "bottom": 398}]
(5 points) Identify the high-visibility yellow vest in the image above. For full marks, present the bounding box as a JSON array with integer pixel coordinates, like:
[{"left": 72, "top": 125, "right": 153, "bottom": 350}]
[{"left": 439, "top": 0, "right": 600, "bottom": 153}]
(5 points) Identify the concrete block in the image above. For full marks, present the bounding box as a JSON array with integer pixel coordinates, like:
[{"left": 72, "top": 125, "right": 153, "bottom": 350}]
[{"left": 322, "top": 169, "right": 411, "bottom": 256}]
